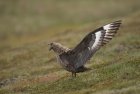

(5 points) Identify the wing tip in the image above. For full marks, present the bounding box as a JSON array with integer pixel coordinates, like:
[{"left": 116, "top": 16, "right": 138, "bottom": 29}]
[
  {"left": 115, "top": 20, "right": 122, "bottom": 22},
  {"left": 103, "top": 20, "right": 122, "bottom": 30},
  {"left": 113, "top": 20, "right": 122, "bottom": 24}
]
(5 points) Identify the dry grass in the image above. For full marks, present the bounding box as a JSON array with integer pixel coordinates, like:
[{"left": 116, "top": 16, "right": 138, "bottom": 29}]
[{"left": 0, "top": 0, "right": 140, "bottom": 94}]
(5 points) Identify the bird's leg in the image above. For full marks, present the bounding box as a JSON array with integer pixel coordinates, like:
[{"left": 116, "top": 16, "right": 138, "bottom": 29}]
[
  {"left": 74, "top": 72, "right": 76, "bottom": 77},
  {"left": 72, "top": 72, "right": 76, "bottom": 77},
  {"left": 72, "top": 72, "right": 74, "bottom": 77}
]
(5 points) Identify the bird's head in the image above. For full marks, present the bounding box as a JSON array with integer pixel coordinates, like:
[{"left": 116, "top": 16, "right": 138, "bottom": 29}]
[
  {"left": 48, "top": 42, "right": 56, "bottom": 51},
  {"left": 48, "top": 42, "right": 62, "bottom": 52},
  {"left": 48, "top": 42, "right": 70, "bottom": 54}
]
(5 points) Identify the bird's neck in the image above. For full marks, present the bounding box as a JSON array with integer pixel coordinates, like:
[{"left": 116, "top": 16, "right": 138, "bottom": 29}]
[{"left": 53, "top": 45, "right": 70, "bottom": 55}]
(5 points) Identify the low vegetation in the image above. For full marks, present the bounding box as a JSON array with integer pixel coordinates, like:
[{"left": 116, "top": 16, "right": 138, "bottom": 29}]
[{"left": 0, "top": 0, "right": 140, "bottom": 94}]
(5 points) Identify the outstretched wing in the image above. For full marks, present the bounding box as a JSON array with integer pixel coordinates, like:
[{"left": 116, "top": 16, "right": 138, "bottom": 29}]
[{"left": 70, "top": 20, "right": 122, "bottom": 68}]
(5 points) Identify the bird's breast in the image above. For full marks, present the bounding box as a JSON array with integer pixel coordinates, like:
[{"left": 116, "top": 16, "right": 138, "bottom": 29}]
[{"left": 57, "top": 55, "right": 76, "bottom": 72}]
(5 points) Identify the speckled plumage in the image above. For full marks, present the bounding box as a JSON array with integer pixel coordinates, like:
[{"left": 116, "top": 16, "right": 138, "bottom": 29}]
[{"left": 49, "top": 20, "right": 122, "bottom": 77}]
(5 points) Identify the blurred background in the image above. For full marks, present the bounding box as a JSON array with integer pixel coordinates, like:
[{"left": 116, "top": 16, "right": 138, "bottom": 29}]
[
  {"left": 0, "top": 0, "right": 140, "bottom": 51},
  {"left": 0, "top": 0, "right": 140, "bottom": 94}
]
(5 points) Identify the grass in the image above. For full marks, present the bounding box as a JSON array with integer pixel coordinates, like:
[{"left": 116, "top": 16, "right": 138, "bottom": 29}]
[{"left": 0, "top": 0, "right": 140, "bottom": 94}]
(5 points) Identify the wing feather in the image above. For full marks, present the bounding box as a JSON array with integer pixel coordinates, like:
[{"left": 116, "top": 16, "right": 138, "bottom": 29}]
[{"left": 61, "top": 20, "right": 122, "bottom": 69}]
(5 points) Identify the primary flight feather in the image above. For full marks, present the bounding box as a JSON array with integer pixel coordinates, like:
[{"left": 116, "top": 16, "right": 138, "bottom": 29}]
[{"left": 49, "top": 20, "right": 122, "bottom": 77}]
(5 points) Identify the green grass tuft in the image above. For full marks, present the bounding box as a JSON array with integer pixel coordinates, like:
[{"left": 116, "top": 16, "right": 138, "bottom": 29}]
[{"left": 0, "top": 0, "right": 140, "bottom": 94}]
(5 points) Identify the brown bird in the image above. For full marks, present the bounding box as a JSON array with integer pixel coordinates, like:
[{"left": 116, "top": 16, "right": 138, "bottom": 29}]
[{"left": 49, "top": 20, "right": 122, "bottom": 77}]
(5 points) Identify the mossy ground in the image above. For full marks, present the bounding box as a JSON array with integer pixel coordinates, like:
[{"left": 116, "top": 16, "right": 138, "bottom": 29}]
[{"left": 0, "top": 0, "right": 140, "bottom": 94}]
